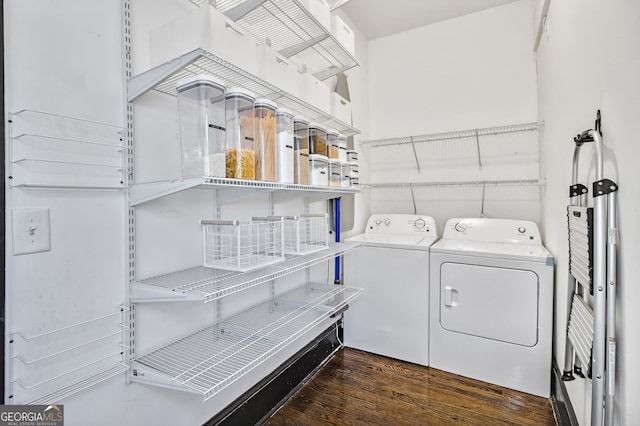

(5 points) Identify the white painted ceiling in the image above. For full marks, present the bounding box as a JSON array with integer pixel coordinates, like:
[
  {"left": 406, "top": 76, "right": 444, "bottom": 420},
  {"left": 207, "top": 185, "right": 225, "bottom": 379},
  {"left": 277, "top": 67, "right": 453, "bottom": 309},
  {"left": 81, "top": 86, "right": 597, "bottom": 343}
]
[{"left": 340, "top": 0, "right": 522, "bottom": 40}]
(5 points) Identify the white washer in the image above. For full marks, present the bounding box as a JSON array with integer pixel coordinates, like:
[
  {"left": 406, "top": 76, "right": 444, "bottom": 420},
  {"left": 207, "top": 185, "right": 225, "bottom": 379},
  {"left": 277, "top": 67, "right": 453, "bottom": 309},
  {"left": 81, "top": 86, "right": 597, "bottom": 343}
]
[
  {"left": 429, "top": 218, "right": 554, "bottom": 397},
  {"left": 344, "top": 214, "right": 438, "bottom": 366}
]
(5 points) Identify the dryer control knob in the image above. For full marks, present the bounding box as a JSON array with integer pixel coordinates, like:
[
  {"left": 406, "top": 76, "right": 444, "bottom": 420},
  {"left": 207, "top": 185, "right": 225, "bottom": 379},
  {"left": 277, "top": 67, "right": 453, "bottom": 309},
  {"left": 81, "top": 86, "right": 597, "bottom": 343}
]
[
  {"left": 375, "top": 218, "right": 382, "bottom": 225},
  {"left": 454, "top": 222, "right": 467, "bottom": 232},
  {"left": 383, "top": 218, "right": 391, "bottom": 225},
  {"left": 414, "top": 218, "right": 426, "bottom": 228},
  {"left": 518, "top": 226, "right": 527, "bottom": 234}
]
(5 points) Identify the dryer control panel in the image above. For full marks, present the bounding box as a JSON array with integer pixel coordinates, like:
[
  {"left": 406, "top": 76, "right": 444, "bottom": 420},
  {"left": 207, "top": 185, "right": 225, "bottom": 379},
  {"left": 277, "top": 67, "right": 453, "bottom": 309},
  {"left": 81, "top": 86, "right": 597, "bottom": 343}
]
[
  {"left": 365, "top": 214, "right": 437, "bottom": 236},
  {"left": 442, "top": 218, "right": 541, "bottom": 244}
]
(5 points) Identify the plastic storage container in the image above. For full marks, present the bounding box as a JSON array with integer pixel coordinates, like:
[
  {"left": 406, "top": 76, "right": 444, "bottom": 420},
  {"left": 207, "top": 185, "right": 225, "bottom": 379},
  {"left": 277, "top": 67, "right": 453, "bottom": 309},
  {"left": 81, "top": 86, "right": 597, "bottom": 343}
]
[
  {"left": 276, "top": 108, "right": 295, "bottom": 183},
  {"left": 309, "top": 123, "right": 327, "bottom": 157},
  {"left": 294, "top": 117, "right": 310, "bottom": 185},
  {"left": 254, "top": 98, "right": 278, "bottom": 182},
  {"left": 340, "top": 161, "right": 350, "bottom": 188},
  {"left": 308, "top": 154, "right": 328, "bottom": 186},
  {"left": 177, "top": 75, "right": 227, "bottom": 178},
  {"left": 327, "top": 129, "right": 339, "bottom": 159},
  {"left": 328, "top": 159, "right": 341, "bottom": 187},
  {"left": 349, "top": 176, "right": 359, "bottom": 188},
  {"left": 346, "top": 149, "right": 358, "bottom": 164},
  {"left": 225, "top": 88, "right": 256, "bottom": 180},
  {"left": 337, "top": 134, "right": 347, "bottom": 162}
]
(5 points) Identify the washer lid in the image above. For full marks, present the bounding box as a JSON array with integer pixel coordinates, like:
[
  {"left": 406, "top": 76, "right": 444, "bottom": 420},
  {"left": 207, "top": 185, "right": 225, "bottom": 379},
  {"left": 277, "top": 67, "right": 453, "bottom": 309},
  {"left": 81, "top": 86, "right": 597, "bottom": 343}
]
[
  {"left": 431, "top": 239, "right": 553, "bottom": 263},
  {"left": 346, "top": 234, "right": 438, "bottom": 250}
]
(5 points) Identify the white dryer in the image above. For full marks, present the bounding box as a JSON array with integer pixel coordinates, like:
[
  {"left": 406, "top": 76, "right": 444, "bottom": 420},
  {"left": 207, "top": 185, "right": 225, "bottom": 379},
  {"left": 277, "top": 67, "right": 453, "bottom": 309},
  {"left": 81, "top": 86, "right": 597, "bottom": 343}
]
[
  {"left": 344, "top": 214, "right": 438, "bottom": 366},
  {"left": 429, "top": 218, "right": 554, "bottom": 397}
]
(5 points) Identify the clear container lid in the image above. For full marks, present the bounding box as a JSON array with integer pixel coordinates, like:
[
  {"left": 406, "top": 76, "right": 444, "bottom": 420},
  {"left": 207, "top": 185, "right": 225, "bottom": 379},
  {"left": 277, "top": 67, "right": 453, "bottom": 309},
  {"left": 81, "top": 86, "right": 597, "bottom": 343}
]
[
  {"left": 346, "top": 149, "right": 358, "bottom": 155},
  {"left": 176, "top": 74, "right": 226, "bottom": 93},
  {"left": 309, "top": 122, "right": 327, "bottom": 132},
  {"left": 254, "top": 97, "right": 278, "bottom": 110},
  {"left": 328, "top": 159, "right": 341, "bottom": 166},
  {"left": 225, "top": 87, "right": 255, "bottom": 101},
  {"left": 294, "top": 116, "right": 309, "bottom": 124},
  {"left": 308, "top": 154, "right": 328, "bottom": 164},
  {"left": 176, "top": 75, "right": 226, "bottom": 100},
  {"left": 277, "top": 107, "right": 294, "bottom": 118},
  {"left": 325, "top": 128, "right": 339, "bottom": 137},
  {"left": 338, "top": 134, "right": 347, "bottom": 142}
]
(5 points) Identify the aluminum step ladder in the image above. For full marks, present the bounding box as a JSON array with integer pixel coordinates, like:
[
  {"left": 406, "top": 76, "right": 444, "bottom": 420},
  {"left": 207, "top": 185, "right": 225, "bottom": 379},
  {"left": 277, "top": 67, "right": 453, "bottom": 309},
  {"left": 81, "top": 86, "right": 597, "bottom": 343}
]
[{"left": 562, "top": 111, "right": 618, "bottom": 426}]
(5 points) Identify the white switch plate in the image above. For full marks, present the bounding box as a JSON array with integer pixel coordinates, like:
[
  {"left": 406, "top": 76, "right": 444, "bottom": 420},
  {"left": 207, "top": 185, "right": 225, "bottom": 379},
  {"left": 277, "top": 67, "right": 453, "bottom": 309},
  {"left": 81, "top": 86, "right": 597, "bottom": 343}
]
[{"left": 12, "top": 208, "right": 51, "bottom": 255}]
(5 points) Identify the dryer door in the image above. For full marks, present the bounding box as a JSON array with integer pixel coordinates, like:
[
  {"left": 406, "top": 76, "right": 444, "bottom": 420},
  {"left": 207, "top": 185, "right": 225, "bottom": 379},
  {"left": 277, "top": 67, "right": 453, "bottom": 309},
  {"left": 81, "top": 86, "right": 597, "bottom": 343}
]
[{"left": 439, "top": 262, "right": 538, "bottom": 346}]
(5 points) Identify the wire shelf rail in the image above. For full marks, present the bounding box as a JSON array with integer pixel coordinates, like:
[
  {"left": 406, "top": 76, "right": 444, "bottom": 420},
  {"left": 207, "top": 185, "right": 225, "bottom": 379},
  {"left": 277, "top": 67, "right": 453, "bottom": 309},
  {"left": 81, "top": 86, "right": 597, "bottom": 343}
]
[
  {"left": 131, "top": 241, "right": 359, "bottom": 303},
  {"left": 196, "top": 0, "right": 359, "bottom": 81},
  {"left": 7, "top": 109, "right": 125, "bottom": 189},
  {"left": 9, "top": 307, "right": 129, "bottom": 405},
  {"left": 128, "top": 48, "right": 359, "bottom": 136},
  {"left": 131, "top": 283, "right": 362, "bottom": 400}
]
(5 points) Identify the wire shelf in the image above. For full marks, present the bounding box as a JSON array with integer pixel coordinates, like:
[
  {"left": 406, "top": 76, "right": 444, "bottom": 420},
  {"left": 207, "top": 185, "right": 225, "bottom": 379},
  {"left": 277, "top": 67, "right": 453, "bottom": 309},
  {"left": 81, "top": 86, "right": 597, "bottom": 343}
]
[
  {"left": 283, "top": 214, "right": 329, "bottom": 255},
  {"left": 129, "top": 176, "right": 361, "bottom": 206},
  {"left": 131, "top": 283, "right": 362, "bottom": 400},
  {"left": 128, "top": 49, "right": 359, "bottom": 136},
  {"left": 202, "top": 218, "right": 285, "bottom": 272},
  {"left": 9, "top": 307, "right": 129, "bottom": 405},
  {"left": 207, "top": 0, "right": 359, "bottom": 81},
  {"left": 8, "top": 109, "right": 125, "bottom": 189},
  {"left": 131, "top": 241, "right": 359, "bottom": 303},
  {"left": 361, "top": 122, "right": 543, "bottom": 148}
]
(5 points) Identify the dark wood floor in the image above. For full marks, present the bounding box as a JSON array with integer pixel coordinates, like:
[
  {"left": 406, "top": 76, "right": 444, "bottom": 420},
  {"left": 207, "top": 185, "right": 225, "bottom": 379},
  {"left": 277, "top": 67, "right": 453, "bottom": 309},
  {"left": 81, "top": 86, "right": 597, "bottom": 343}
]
[{"left": 265, "top": 348, "right": 557, "bottom": 425}]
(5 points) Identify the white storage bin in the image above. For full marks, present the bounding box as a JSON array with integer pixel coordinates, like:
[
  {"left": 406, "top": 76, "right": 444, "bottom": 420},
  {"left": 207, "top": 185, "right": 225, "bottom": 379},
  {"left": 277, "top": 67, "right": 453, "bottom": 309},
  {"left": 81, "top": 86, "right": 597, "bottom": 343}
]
[
  {"left": 298, "top": 0, "right": 331, "bottom": 32},
  {"left": 200, "top": 218, "right": 285, "bottom": 272},
  {"left": 331, "top": 15, "right": 355, "bottom": 57},
  {"left": 256, "top": 45, "right": 300, "bottom": 96},
  {"left": 330, "top": 92, "right": 352, "bottom": 124},
  {"left": 298, "top": 73, "right": 330, "bottom": 113},
  {"left": 283, "top": 214, "right": 329, "bottom": 255},
  {"left": 149, "top": 6, "right": 259, "bottom": 75}
]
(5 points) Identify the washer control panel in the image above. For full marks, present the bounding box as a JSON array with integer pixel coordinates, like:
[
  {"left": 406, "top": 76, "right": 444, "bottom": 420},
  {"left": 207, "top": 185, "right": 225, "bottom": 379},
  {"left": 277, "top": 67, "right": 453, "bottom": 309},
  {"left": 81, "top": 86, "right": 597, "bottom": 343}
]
[
  {"left": 444, "top": 218, "right": 541, "bottom": 244},
  {"left": 365, "top": 214, "right": 437, "bottom": 236}
]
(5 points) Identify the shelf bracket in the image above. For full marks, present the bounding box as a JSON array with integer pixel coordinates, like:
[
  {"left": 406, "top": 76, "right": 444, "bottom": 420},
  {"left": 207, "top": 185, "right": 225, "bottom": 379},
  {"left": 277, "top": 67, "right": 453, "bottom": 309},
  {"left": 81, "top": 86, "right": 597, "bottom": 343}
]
[
  {"left": 223, "top": 0, "right": 268, "bottom": 21},
  {"left": 279, "top": 35, "right": 330, "bottom": 59},
  {"left": 410, "top": 186, "right": 417, "bottom": 215},
  {"left": 475, "top": 129, "right": 483, "bottom": 170},
  {"left": 127, "top": 49, "right": 204, "bottom": 102},
  {"left": 313, "top": 64, "right": 353, "bottom": 82},
  {"left": 410, "top": 136, "right": 421, "bottom": 173}
]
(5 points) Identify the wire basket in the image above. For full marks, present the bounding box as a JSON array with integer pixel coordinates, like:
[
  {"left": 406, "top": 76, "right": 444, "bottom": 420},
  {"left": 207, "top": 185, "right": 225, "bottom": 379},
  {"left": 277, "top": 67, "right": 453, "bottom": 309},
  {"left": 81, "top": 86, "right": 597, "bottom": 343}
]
[
  {"left": 201, "top": 217, "right": 285, "bottom": 272},
  {"left": 283, "top": 214, "right": 329, "bottom": 255}
]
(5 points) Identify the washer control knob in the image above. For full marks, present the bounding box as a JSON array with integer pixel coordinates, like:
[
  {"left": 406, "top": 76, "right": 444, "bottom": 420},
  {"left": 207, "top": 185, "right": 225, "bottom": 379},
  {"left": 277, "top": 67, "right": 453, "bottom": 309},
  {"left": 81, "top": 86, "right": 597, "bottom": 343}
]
[
  {"left": 518, "top": 226, "right": 527, "bottom": 234},
  {"left": 375, "top": 218, "right": 382, "bottom": 225},
  {"left": 383, "top": 218, "right": 391, "bottom": 225},
  {"left": 414, "top": 218, "right": 426, "bottom": 228},
  {"left": 454, "top": 222, "right": 467, "bottom": 232}
]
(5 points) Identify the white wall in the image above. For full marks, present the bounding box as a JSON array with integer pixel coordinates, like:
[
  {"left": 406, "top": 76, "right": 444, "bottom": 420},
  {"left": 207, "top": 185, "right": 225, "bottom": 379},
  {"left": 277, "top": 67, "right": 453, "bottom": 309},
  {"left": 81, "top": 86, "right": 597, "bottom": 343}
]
[
  {"left": 4, "top": 1, "right": 371, "bottom": 425},
  {"left": 536, "top": 1, "right": 640, "bottom": 424},
  {"left": 364, "top": 1, "right": 541, "bottom": 232}
]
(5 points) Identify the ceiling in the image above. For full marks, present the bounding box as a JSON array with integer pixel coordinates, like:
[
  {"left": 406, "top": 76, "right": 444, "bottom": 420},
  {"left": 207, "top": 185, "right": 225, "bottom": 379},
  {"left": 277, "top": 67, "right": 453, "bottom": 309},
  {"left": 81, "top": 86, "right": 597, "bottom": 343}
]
[{"left": 340, "top": 0, "right": 522, "bottom": 40}]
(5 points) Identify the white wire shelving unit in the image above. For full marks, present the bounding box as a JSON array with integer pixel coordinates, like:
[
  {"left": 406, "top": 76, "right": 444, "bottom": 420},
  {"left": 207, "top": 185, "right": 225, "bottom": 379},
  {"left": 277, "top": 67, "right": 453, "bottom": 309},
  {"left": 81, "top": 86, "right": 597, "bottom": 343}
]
[
  {"left": 128, "top": 48, "right": 359, "bottom": 137},
  {"left": 7, "top": 109, "right": 125, "bottom": 190},
  {"left": 130, "top": 176, "right": 360, "bottom": 206},
  {"left": 361, "top": 122, "right": 543, "bottom": 172},
  {"left": 131, "top": 283, "right": 362, "bottom": 401},
  {"left": 131, "top": 242, "right": 359, "bottom": 303},
  {"left": 189, "top": 0, "right": 358, "bottom": 81},
  {"left": 9, "top": 307, "right": 129, "bottom": 405}
]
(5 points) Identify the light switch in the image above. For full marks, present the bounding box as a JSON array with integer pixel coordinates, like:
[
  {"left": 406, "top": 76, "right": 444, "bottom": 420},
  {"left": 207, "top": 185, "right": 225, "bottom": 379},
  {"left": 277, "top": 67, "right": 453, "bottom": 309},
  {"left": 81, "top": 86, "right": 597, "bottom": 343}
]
[{"left": 12, "top": 208, "right": 51, "bottom": 255}]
